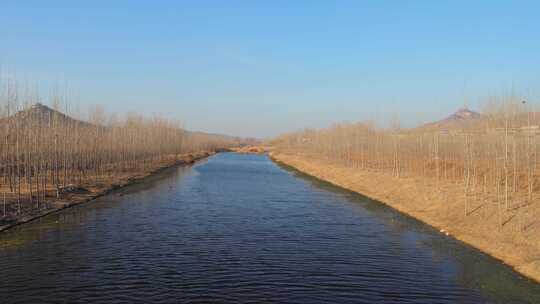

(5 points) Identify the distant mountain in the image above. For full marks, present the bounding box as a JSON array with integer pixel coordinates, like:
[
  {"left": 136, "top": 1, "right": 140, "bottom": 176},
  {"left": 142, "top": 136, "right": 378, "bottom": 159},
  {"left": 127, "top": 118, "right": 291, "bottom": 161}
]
[
  {"left": 2, "top": 103, "right": 94, "bottom": 128},
  {"left": 3, "top": 103, "right": 246, "bottom": 147},
  {"left": 422, "top": 108, "right": 482, "bottom": 129},
  {"left": 439, "top": 108, "right": 482, "bottom": 122},
  {"left": 187, "top": 130, "right": 239, "bottom": 140}
]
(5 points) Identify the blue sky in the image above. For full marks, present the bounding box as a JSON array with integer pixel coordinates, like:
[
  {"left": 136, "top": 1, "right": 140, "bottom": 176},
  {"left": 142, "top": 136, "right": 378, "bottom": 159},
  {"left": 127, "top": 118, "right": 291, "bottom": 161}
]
[{"left": 1, "top": 1, "right": 538, "bottom": 137}]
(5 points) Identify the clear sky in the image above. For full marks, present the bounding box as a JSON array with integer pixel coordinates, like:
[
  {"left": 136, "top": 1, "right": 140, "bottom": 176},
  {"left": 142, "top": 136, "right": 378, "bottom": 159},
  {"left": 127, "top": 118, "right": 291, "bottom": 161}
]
[{"left": 1, "top": 1, "right": 538, "bottom": 138}]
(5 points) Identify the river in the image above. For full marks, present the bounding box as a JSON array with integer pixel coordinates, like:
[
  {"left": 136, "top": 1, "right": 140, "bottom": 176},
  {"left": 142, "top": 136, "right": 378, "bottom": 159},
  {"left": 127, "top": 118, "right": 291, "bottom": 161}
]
[{"left": 1, "top": 153, "right": 539, "bottom": 303}]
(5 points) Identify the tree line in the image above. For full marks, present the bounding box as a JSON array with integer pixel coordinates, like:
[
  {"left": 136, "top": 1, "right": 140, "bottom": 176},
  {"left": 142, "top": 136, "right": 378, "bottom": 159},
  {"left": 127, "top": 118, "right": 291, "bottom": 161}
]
[
  {"left": 0, "top": 77, "right": 238, "bottom": 217},
  {"left": 272, "top": 95, "right": 538, "bottom": 229}
]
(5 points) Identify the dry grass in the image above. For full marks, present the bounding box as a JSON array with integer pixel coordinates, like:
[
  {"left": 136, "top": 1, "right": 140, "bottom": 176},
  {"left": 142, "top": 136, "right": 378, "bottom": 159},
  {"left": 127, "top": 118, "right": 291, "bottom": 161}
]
[
  {"left": 0, "top": 151, "right": 213, "bottom": 231},
  {"left": 271, "top": 151, "right": 540, "bottom": 282}
]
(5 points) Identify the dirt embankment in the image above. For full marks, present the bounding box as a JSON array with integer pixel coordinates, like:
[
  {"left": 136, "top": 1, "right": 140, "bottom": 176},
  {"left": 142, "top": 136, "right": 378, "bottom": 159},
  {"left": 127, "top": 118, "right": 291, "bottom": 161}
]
[
  {"left": 0, "top": 151, "right": 214, "bottom": 233},
  {"left": 270, "top": 151, "right": 540, "bottom": 284},
  {"left": 231, "top": 146, "right": 270, "bottom": 154}
]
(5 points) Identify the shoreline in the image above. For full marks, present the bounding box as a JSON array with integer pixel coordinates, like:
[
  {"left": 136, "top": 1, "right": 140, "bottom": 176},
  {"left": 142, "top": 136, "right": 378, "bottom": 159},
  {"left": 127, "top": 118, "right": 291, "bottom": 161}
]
[
  {"left": 269, "top": 151, "right": 540, "bottom": 284},
  {"left": 0, "top": 151, "right": 214, "bottom": 234}
]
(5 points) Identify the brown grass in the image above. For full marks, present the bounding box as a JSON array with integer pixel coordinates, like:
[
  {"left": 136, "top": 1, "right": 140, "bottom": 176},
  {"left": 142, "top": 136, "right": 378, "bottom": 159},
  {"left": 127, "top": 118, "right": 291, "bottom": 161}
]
[
  {"left": 0, "top": 151, "right": 213, "bottom": 232},
  {"left": 271, "top": 151, "right": 540, "bottom": 283}
]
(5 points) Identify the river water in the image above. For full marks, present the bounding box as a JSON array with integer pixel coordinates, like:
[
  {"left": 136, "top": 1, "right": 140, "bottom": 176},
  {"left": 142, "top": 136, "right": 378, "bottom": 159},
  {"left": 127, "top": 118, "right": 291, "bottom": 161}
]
[{"left": 1, "top": 153, "right": 539, "bottom": 303}]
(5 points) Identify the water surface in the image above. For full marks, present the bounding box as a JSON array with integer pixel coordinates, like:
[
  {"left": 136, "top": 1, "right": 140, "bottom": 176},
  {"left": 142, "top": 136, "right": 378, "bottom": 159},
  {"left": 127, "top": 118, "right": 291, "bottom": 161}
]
[{"left": 1, "top": 153, "right": 539, "bottom": 303}]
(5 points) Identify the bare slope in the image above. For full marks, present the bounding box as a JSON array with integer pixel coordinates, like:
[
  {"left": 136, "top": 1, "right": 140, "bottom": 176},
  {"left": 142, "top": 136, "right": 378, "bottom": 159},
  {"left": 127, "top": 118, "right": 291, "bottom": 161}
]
[
  {"left": 421, "top": 108, "right": 482, "bottom": 130},
  {"left": 271, "top": 152, "right": 540, "bottom": 283}
]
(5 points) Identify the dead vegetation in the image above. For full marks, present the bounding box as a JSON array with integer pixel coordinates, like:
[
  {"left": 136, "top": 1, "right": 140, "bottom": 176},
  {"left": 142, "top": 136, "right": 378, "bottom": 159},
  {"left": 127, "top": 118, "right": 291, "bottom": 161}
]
[
  {"left": 272, "top": 95, "right": 540, "bottom": 281},
  {"left": 0, "top": 77, "right": 237, "bottom": 228},
  {"left": 231, "top": 146, "right": 266, "bottom": 154}
]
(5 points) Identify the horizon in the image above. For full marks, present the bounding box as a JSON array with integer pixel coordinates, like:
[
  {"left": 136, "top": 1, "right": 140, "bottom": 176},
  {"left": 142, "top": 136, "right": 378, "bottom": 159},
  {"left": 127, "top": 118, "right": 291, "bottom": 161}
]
[
  {"left": 1, "top": 1, "right": 539, "bottom": 137},
  {"left": 5, "top": 101, "right": 491, "bottom": 136}
]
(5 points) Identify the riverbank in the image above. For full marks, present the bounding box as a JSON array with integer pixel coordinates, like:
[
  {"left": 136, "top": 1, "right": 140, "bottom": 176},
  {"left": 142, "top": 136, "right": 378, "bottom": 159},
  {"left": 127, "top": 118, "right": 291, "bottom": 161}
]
[
  {"left": 0, "top": 151, "right": 214, "bottom": 233},
  {"left": 270, "top": 151, "right": 540, "bottom": 284},
  {"left": 230, "top": 146, "right": 272, "bottom": 154}
]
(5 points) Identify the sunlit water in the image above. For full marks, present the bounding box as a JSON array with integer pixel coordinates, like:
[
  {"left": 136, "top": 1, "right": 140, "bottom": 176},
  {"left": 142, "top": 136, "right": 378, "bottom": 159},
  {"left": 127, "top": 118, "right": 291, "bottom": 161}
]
[{"left": 1, "top": 153, "right": 539, "bottom": 303}]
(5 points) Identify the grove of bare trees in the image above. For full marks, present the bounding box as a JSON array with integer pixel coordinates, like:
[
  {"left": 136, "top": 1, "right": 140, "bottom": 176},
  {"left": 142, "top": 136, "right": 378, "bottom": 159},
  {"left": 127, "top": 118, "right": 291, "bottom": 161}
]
[
  {"left": 273, "top": 96, "right": 538, "bottom": 230},
  {"left": 0, "top": 77, "right": 237, "bottom": 220}
]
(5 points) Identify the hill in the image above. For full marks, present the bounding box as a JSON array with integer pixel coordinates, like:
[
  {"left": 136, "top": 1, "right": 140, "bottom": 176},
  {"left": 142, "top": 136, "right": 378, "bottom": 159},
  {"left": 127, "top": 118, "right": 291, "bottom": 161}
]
[
  {"left": 0, "top": 103, "right": 95, "bottom": 129},
  {"left": 421, "top": 108, "right": 483, "bottom": 130},
  {"left": 3, "top": 104, "right": 243, "bottom": 143}
]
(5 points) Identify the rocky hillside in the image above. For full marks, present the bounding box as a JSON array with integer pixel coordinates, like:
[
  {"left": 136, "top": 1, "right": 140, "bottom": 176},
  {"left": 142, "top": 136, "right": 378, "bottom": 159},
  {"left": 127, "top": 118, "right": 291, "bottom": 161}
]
[
  {"left": 1, "top": 103, "right": 94, "bottom": 128},
  {"left": 422, "top": 108, "right": 482, "bottom": 130}
]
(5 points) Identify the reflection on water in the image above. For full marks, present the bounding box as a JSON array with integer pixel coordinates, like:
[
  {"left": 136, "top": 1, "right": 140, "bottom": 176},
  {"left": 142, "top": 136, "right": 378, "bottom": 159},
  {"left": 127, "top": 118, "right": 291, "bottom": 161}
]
[
  {"left": 0, "top": 153, "right": 539, "bottom": 303},
  {"left": 283, "top": 164, "right": 540, "bottom": 303}
]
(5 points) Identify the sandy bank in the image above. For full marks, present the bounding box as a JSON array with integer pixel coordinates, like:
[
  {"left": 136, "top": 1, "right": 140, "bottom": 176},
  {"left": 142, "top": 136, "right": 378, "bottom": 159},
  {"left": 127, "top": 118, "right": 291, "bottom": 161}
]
[
  {"left": 270, "top": 151, "right": 540, "bottom": 284},
  {"left": 0, "top": 151, "right": 214, "bottom": 233}
]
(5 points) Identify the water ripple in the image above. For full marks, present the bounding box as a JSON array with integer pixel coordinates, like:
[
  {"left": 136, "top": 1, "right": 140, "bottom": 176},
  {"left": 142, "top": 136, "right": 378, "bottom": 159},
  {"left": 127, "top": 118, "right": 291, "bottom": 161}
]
[{"left": 1, "top": 153, "right": 539, "bottom": 303}]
